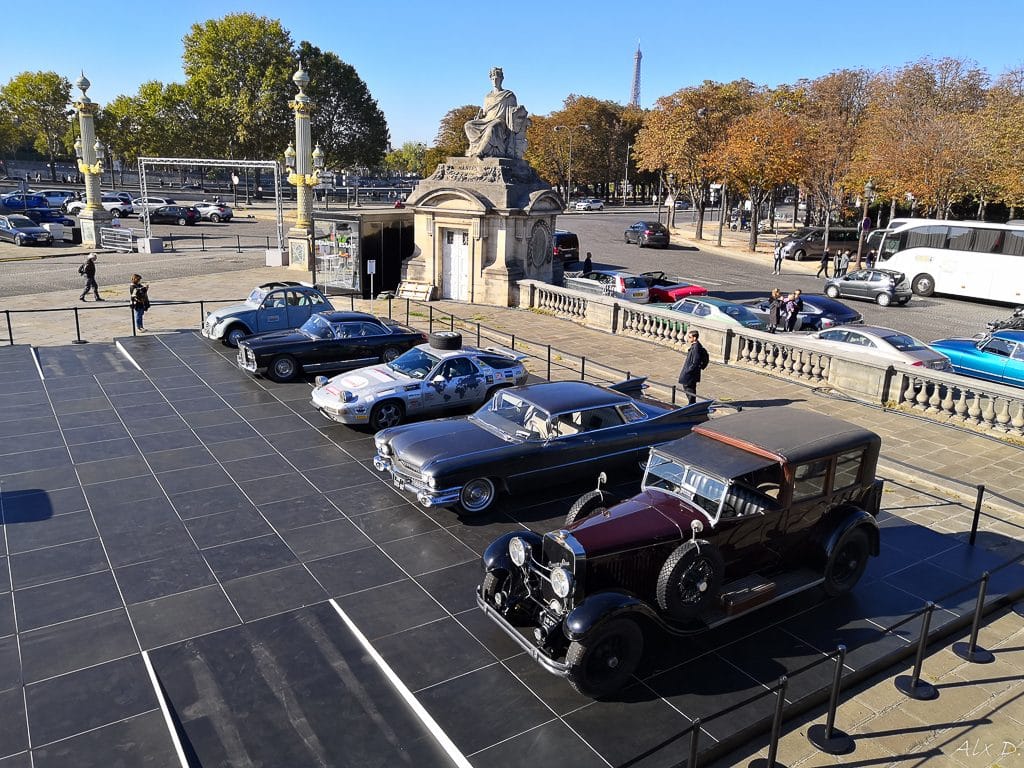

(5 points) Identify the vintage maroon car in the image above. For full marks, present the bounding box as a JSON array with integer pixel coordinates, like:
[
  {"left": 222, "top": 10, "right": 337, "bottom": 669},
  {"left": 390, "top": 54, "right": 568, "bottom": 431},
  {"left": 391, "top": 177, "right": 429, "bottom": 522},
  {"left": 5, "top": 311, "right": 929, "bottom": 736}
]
[
  {"left": 639, "top": 271, "right": 709, "bottom": 302},
  {"left": 477, "top": 408, "right": 884, "bottom": 698}
]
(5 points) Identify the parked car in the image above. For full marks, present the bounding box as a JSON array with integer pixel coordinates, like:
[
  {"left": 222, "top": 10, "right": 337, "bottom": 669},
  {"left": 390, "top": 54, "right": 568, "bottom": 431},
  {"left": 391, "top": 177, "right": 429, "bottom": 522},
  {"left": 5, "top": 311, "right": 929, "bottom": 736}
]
[
  {"left": 824, "top": 269, "right": 912, "bottom": 307},
  {"left": 624, "top": 220, "right": 670, "bottom": 248},
  {"left": 477, "top": 408, "right": 883, "bottom": 697},
  {"left": 574, "top": 198, "right": 604, "bottom": 211},
  {"left": 237, "top": 311, "right": 427, "bottom": 382},
  {"left": 741, "top": 294, "right": 863, "bottom": 331},
  {"left": 311, "top": 331, "right": 528, "bottom": 431},
  {"left": 564, "top": 269, "right": 651, "bottom": 303},
  {"left": 928, "top": 330, "right": 1024, "bottom": 388},
  {"left": 35, "top": 189, "right": 77, "bottom": 208},
  {"left": 638, "top": 271, "right": 708, "bottom": 302},
  {"left": 780, "top": 227, "right": 860, "bottom": 261},
  {"left": 66, "top": 194, "right": 133, "bottom": 217},
  {"left": 664, "top": 296, "right": 767, "bottom": 331},
  {"left": 0, "top": 192, "right": 48, "bottom": 211},
  {"left": 201, "top": 281, "right": 334, "bottom": 347},
  {"left": 131, "top": 196, "right": 178, "bottom": 213},
  {"left": 552, "top": 230, "right": 580, "bottom": 264},
  {"left": 0, "top": 214, "right": 54, "bottom": 246},
  {"left": 373, "top": 377, "right": 713, "bottom": 514},
  {"left": 22, "top": 207, "right": 75, "bottom": 228},
  {"left": 109, "top": 191, "right": 134, "bottom": 205},
  {"left": 145, "top": 205, "right": 199, "bottom": 225},
  {"left": 807, "top": 325, "right": 952, "bottom": 371},
  {"left": 194, "top": 202, "right": 233, "bottom": 222},
  {"left": 674, "top": 199, "right": 692, "bottom": 210}
]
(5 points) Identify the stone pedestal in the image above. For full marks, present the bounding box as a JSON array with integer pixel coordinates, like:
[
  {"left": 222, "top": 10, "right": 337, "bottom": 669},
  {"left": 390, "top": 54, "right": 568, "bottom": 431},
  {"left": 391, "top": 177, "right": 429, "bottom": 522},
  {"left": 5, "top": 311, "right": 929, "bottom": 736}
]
[
  {"left": 287, "top": 227, "right": 313, "bottom": 271},
  {"left": 78, "top": 208, "right": 112, "bottom": 249},
  {"left": 403, "top": 157, "right": 563, "bottom": 307}
]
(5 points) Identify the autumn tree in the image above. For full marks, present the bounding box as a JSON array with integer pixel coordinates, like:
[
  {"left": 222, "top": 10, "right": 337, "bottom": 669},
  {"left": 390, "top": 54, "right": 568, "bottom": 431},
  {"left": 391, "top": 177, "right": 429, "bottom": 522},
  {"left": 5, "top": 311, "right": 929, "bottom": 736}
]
[
  {"left": 383, "top": 141, "right": 429, "bottom": 176},
  {"left": 423, "top": 104, "right": 478, "bottom": 175},
  {"left": 715, "top": 100, "right": 805, "bottom": 250},
  {"left": 974, "top": 67, "right": 1024, "bottom": 214},
  {"left": 0, "top": 72, "right": 72, "bottom": 182},
  {"left": 634, "top": 80, "right": 758, "bottom": 238}
]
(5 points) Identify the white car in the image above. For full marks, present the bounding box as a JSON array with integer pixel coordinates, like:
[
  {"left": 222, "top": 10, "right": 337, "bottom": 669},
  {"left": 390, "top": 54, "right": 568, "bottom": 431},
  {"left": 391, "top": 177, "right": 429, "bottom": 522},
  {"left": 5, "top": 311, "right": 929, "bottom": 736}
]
[
  {"left": 563, "top": 269, "right": 650, "bottom": 303},
  {"left": 132, "top": 196, "right": 178, "bottom": 213},
  {"left": 806, "top": 325, "right": 952, "bottom": 371},
  {"left": 574, "top": 198, "right": 605, "bottom": 211},
  {"left": 35, "top": 189, "right": 78, "bottom": 208},
  {"left": 194, "top": 202, "right": 233, "bottom": 222},
  {"left": 65, "top": 194, "right": 133, "bottom": 217}
]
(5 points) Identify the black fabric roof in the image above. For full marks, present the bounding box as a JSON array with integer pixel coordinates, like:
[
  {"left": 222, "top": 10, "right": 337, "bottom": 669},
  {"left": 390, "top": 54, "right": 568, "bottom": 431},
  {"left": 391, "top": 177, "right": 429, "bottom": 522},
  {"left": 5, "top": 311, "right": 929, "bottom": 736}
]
[{"left": 658, "top": 433, "right": 778, "bottom": 478}]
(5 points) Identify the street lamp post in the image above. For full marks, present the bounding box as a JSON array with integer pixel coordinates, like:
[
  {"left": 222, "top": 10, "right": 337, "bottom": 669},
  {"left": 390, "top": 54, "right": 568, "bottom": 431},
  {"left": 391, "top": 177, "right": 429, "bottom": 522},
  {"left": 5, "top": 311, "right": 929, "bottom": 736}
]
[
  {"left": 72, "top": 73, "right": 111, "bottom": 248},
  {"left": 854, "top": 179, "right": 876, "bottom": 270},
  {"left": 554, "top": 124, "right": 589, "bottom": 210},
  {"left": 284, "top": 63, "right": 325, "bottom": 273},
  {"left": 622, "top": 143, "right": 631, "bottom": 208}
]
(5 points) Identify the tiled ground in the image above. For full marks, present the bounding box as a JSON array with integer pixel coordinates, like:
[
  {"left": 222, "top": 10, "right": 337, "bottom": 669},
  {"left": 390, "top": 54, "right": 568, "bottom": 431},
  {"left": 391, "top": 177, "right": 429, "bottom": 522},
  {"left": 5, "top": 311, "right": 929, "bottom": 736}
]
[{"left": 0, "top": 337, "right": 1021, "bottom": 767}]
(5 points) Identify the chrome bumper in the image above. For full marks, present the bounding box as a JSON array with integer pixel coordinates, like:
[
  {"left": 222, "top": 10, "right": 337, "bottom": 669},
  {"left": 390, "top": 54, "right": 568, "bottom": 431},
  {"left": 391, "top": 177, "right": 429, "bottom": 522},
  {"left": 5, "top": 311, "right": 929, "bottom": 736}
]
[
  {"left": 476, "top": 588, "right": 570, "bottom": 676},
  {"left": 373, "top": 454, "right": 462, "bottom": 508},
  {"left": 236, "top": 350, "right": 258, "bottom": 373}
]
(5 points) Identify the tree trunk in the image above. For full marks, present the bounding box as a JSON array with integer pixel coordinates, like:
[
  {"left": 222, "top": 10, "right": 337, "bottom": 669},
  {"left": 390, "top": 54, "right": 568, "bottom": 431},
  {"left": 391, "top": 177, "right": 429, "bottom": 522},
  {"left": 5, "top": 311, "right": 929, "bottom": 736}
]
[
  {"left": 890, "top": 198, "right": 896, "bottom": 224},
  {"left": 695, "top": 203, "right": 705, "bottom": 240}
]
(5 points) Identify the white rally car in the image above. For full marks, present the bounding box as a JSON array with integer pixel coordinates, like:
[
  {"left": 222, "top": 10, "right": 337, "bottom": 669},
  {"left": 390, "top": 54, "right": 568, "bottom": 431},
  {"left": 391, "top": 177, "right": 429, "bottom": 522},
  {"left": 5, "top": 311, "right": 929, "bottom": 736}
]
[{"left": 310, "top": 331, "right": 529, "bottom": 431}]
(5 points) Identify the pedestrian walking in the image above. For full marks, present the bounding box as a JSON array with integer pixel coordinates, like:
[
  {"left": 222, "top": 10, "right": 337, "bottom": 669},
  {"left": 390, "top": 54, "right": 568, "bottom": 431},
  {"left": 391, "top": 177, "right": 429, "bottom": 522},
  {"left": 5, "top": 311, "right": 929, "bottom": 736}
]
[
  {"left": 582, "top": 252, "right": 593, "bottom": 273},
  {"left": 866, "top": 249, "right": 877, "bottom": 270},
  {"left": 772, "top": 241, "right": 783, "bottom": 275},
  {"left": 78, "top": 254, "right": 103, "bottom": 301},
  {"left": 767, "top": 287, "right": 783, "bottom": 333},
  {"left": 839, "top": 250, "right": 850, "bottom": 277},
  {"left": 129, "top": 274, "right": 150, "bottom": 332},
  {"left": 816, "top": 249, "right": 831, "bottom": 279},
  {"left": 677, "top": 329, "right": 709, "bottom": 404},
  {"left": 833, "top": 249, "right": 842, "bottom": 276},
  {"left": 786, "top": 289, "right": 804, "bottom": 332}
]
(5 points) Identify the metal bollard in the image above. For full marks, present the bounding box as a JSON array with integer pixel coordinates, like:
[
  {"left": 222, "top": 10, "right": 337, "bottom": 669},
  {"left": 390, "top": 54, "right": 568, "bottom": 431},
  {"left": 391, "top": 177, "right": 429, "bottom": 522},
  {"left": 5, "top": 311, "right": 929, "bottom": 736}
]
[
  {"left": 200, "top": 232, "right": 206, "bottom": 252},
  {"left": 266, "top": 236, "right": 270, "bottom": 249},
  {"left": 581, "top": 356, "right": 586, "bottom": 381},
  {"left": 405, "top": 299, "right": 410, "bottom": 326},
  {"left": 750, "top": 676, "right": 788, "bottom": 767},
  {"left": 350, "top": 295, "right": 355, "bottom": 311},
  {"left": 895, "top": 602, "right": 938, "bottom": 700},
  {"left": 511, "top": 334, "right": 515, "bottom": 351},
  {"left": 953, "top": 573, "right": 995, "bottom": 663},
  {"left": 476, "top": 323, "right": 481, "bottom": 347},
  {"left": 72, "top": 307, "right": 87, "bottom": 344},
  {"left": 546, "top": 345, "right": 551, "bottom": 380},
  {"left": 807, "top": 645, "right": 853, "bottom": 754},
  {"left": 199, "top": 301, "right": 205, "bottom": 324},
  {"left": 672, "top": 385, "right": 677, "bottom": 404},
  {"left": 688, "top": 717, "right": 701, "bottom": 768},
  {"left": 968, "top": 484, "right": 985, "bottom": 545},
  {"left": 450, "top": 314, "right": 454, "bottom": 332},
  {"left": 5, "top": 309, "right": 13, "bottom": 345},
  {"left": 235, "top": 234, "right": 241, "bottom": 253},
  {"left": 168, "top": 233, "right": 174, "bottom": 251},
  {"left": 429, "top": 306, "right": 434, "bottom": 332},
  {"left": 387, "top": 298, "right": 392, "bottom": 319}
]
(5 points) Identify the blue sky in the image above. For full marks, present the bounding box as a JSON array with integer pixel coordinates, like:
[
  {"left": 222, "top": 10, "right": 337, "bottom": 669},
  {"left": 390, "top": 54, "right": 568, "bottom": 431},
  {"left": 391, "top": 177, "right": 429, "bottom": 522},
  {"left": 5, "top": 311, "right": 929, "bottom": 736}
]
[{"left": 6, "top": 0, "right": 1022, "bottom": 148}]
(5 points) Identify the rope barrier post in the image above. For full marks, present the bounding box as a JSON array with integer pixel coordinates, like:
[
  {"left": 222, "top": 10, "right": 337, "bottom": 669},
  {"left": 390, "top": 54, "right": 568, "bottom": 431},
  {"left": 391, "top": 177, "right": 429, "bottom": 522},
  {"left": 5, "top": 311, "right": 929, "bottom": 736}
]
[
  {"left": 350, "top": 295, "right": 355, "bottom": 311},
  {"left": 581, "top": 356, "right": 586, "bottom": 381},
  {"left": 969, "top": 484, "right": 985, "bottom": 545},
  {"left": 450, "top": 314, "right": 454, "bottom": 332},
  {"left": 429, "top": 306, "right": 434, "bottom": 333},
  {"left": 5, "top": 309, "right": 12, "bottom": 345},
  {"left": 807, "top": 645, "right": 853, "bottom": 755},
  {"left": 687, "top": 717, "right": 701, "bottom": 768},
  {"left": 511, "top": 334, "right": 515, "bottom": 351},
  {"left": 387, "top": 297, "right": 392, "bottom": 320},
  {"left": 672, "top": 385, "right": 677, "bottom": 404},
  {"left": 168, "top": 232, "right": 174, "bottom": 251},
  {"left": 547, "top": 344, "right": 551, "bottom": 380},
  {"left": 200, "top": 301, "right": 205, "bottom": 324},
  {"left": 477, "top": 323, "right": 481, "bottom": 347},
  {"left": 236, "top": 234, "right": 242, "bottom": 253},
  {"left": 895, "top": 603, "right": 938, "bottom": 700},
  {"left": 406, "top": 299, "right": 410, "bottom": 326},
  {"left": 266, "top": 235, "right": 270, "bottom": 249},
  {"left": 749, "top": 676, "right": 788, "bottom": 768},
  {"left": 71, "top": 307, "right": 87, "bottom": 344},
  {"left": 201, "top": 232, "right": 206, "bottom": 252},
  {"left": 953, "top": 573, "right": 995, "bottom": 664}
]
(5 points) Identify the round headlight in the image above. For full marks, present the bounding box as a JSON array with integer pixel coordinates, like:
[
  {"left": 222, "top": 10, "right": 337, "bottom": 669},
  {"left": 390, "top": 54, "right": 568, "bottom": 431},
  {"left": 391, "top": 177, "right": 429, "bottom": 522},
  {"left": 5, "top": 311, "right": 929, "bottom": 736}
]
[
  {"left": 550, "top": 566, "right": 573, "bottom": 598},
  {"left": 341, "top": 390, "right": 357, "bottom": 403},
  {"left": 377, "top": 442, "right": 391, "bottom": 457},
  {"left": 509, "top": 537, "right": 528, "bottom": 567},
  {"left": 426, "top": 475, "right": 438, "bottom": 489}
]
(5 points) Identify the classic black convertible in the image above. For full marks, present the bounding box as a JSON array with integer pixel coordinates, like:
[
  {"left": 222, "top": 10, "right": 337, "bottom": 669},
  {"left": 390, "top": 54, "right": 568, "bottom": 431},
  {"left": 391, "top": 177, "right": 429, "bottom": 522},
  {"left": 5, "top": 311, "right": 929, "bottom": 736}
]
[
  {"left": 236, "top": 311, "right": 427, "bottom": 382},
  {"left": 372, "top": 379, "right": 714, "bottom": 514}
]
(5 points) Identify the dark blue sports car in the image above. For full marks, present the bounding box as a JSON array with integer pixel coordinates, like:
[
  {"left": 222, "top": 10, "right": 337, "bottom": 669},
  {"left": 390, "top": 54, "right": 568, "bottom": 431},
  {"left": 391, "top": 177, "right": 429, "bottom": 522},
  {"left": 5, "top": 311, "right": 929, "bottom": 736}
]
[
  {"left": 742, "top": 294, "right": 863, "bottom": 331},
  {"left": 929, "top": 330, "right": 1024, "bottom": 389}
]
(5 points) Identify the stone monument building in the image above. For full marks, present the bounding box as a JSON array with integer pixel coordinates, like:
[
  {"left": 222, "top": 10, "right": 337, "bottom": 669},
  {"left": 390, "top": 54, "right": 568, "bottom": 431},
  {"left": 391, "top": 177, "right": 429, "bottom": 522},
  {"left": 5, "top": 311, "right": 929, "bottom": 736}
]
[{"left": 403, "top": 67, "right": 562, "bottom": 306}]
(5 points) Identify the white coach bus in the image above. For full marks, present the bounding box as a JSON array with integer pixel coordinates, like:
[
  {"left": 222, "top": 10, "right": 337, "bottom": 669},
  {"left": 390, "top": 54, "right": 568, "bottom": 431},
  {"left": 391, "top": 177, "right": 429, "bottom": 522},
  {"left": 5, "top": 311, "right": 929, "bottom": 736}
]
[{"left": 869, "top": 218, "right": 1024, "bottom": 303}]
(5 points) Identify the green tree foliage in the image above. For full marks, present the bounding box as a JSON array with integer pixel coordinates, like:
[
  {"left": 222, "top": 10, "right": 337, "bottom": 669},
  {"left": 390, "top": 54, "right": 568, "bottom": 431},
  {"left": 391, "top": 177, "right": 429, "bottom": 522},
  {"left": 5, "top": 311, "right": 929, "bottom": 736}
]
[
  {"left": 383, "top": 141, "right": 429, "bottom": 176},
  {"left": 0, "top": 71, "right": 72, "bottom": 181},
  {"left": 298, "top": 41, "right": 389, "bottom": 169},
  {"left": 434, "top": 105, "right": 478, "bottom": 159}
]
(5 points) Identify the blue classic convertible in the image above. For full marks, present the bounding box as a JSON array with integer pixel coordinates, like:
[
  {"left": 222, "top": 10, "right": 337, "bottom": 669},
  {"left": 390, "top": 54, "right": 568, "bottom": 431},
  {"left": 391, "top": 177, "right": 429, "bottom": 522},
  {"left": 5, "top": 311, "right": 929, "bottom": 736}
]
[{"left": 929, "top": 330, "right": 1024, "bottom": 388}]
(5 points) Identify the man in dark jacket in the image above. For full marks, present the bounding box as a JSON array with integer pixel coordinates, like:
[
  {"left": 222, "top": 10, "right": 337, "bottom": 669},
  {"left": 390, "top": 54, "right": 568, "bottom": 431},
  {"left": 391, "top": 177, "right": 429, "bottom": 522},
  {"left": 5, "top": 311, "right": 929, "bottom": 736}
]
[
  {"left": 816, "top": 249, "right": 830, "bottom": 279},
  {"left": 677, "top": 329, "right": 709, "bottom": 404},
  {"left": 79, "top": 254, "right": 103, "bottom": 301}
]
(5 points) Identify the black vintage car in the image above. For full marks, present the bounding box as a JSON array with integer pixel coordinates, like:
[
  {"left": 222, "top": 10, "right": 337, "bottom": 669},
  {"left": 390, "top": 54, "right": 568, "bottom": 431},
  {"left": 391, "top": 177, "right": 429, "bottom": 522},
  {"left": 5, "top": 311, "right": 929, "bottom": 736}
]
[
  {"left": 372, "top": 379, "right": 714, "bottom": 515},
  {"left": 237, "top": 311, "right": 427, "bottom": 382},
  {"left": 478, "top": 408, "right": 883, "bottom": 698}
]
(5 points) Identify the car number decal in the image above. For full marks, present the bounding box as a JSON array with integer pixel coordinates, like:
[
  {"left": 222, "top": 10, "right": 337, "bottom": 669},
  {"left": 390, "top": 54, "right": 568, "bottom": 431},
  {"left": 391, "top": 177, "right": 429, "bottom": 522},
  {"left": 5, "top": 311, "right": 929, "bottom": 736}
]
[{"left": 339, "top": 375, "right": 369, "bottom": 388}]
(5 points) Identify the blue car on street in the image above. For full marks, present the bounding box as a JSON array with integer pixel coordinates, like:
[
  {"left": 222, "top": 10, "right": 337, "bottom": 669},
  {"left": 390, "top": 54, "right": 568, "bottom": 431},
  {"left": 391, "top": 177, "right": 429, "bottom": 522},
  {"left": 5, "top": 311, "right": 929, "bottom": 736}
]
[{"left": 929, "top": 330, "right": 1024, "bottom": 388}]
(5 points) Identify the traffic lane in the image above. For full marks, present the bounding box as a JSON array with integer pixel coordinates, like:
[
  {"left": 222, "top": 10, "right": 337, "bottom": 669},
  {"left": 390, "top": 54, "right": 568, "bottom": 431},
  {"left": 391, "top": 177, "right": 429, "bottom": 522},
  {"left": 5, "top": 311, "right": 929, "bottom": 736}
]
[{"left": 566, "top": 211, "right": 1004, "bottom": 344}]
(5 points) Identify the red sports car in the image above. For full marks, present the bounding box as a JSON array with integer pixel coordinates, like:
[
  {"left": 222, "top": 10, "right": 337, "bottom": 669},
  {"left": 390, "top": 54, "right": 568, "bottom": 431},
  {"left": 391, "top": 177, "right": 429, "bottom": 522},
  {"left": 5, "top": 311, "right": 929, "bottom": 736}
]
[{"left": 640, "top": 271, "right": 709, "bottom": 302}]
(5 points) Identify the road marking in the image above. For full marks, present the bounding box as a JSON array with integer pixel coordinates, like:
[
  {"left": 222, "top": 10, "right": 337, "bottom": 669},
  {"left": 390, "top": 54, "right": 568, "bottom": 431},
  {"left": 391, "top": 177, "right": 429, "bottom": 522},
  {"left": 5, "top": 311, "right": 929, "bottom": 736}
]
[
  {"left": 116, "top": 340, "right": 142, "bottom": 371},
  {"left": 30, "top": 347, "right": 44, "bottom": 380},
  {"left": 142, "top": 650, "right": 192, "bottom": 768},
  {"left": 329, "top": 598, "right": 471, "bottom": 768}
]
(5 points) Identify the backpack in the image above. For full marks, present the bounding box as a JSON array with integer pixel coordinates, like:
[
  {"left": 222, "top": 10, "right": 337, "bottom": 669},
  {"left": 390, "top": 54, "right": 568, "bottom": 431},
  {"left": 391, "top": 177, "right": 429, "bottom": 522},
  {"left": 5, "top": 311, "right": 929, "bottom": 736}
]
[
  {"left": 134, "top": 285, "right": 150, "bottom": 310},
  {"left": 699, "top": 345, "right": 709, "bottom": 370},
  {"left": 78, "top": 263, "right": 86, "bottom": 275}
]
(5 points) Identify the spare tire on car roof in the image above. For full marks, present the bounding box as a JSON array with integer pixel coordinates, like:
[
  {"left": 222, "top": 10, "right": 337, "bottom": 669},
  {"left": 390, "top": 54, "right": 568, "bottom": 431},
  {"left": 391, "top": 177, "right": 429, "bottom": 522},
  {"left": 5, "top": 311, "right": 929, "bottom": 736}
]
[{"left": 428, "top": 331, "right": 462, "bottom": 350}]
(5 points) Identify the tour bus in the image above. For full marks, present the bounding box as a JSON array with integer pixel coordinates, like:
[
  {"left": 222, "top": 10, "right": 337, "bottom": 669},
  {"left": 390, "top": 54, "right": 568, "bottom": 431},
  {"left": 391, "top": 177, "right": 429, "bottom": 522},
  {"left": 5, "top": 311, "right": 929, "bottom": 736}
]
[{"left": 871, "top": 218, "right": 1024, "bottom": 303}]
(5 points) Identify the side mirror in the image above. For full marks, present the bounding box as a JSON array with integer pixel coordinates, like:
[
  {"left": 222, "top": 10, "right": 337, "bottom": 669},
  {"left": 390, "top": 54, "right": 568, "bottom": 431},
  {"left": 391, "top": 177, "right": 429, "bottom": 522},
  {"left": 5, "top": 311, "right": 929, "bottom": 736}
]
[
  {"left": 314, "top": 376, "right": 329, "bottom": 387},
  {"left": 432, "top": 374, "right": 446, "bottom": 384},
  {"left": 596, "top": 471, "right": 607, "bottom": 489}
]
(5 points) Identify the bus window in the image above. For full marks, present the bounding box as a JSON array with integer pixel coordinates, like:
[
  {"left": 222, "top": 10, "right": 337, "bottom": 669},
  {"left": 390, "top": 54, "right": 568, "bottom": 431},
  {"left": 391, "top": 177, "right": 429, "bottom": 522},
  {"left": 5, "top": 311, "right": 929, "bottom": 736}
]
[
  {"left": 971, "top": 228, "right": 1001, "bottom": 253},
  {"left": 878, "top": 231, "right": 902, "bottom": 261},
  {"left": 947, "top": 226, "right": 972, "bottom": 250},
  {"left": 1004, "top": 231, "right": 1024, "bottom": 256},
  {"left": 906, "top": 226, "right": 947, "bottom": 249}
]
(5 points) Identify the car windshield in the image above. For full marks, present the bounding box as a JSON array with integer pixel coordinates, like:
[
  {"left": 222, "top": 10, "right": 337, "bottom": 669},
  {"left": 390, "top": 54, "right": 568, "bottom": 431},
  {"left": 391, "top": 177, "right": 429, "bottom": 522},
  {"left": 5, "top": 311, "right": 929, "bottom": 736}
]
[
  {"left": 8, "top": 215, "right": 33, "bottom": 227},
  {"left": 300, "top": 314, "right": 334, "bottom": 340},
  {"left": 620, "top": 277, "right": 646, "bottom": 289},
  {"left": 469, "top": 390, "right": 550, "bottom": 442},
  {"left": 643, "top": 451, "right": 728, "bottom": 521},
  {"left": 721, "top": 304, "right": 761, "bottom": 322},
  {"left": 387, "top": 347, "right": 440, "bottom": 379},
  {"left": 880, "top": 332, "right": 927, "bottom": 352},
  {"left": 246, "top": 288, "right": 269, "bottom": 305}
]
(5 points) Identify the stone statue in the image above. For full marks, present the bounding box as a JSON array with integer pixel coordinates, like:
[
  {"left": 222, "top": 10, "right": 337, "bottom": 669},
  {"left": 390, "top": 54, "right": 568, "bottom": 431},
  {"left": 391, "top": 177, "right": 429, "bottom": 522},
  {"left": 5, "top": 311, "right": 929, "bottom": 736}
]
[{"left": 464, "top": 67, "right": 529, "bottom": 160}]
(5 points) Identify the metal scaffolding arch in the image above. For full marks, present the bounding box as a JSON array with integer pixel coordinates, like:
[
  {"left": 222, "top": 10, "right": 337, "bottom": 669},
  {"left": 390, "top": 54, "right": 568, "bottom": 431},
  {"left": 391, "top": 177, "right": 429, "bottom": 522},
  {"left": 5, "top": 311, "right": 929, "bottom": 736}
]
[{"left": 136, "top": 157, "right": 285, "bottom": 251}]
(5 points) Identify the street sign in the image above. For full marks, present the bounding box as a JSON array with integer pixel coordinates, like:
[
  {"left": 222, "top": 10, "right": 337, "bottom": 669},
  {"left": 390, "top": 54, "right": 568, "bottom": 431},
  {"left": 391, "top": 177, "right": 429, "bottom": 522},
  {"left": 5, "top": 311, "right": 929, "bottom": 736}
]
[
  {"left": 862, "top": 216, "right": 872, "bottom": 232},
  {"left": 366, "top": 260, "right": 377, "bottom": 274}
]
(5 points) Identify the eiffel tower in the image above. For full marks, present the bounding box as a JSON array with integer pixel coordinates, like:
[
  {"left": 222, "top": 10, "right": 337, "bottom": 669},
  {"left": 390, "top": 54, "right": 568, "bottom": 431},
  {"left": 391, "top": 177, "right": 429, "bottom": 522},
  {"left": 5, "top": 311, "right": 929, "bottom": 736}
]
[{"left": 629, "top": 42, "right": 642, "bottom": 107}]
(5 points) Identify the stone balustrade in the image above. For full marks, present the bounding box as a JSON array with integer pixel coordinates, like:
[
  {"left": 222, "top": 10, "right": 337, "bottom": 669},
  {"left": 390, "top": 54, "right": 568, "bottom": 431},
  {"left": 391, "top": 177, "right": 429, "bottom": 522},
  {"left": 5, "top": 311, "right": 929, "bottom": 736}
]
[{"left": 516, "top": 279, "right": 1024, "bottom": 442}]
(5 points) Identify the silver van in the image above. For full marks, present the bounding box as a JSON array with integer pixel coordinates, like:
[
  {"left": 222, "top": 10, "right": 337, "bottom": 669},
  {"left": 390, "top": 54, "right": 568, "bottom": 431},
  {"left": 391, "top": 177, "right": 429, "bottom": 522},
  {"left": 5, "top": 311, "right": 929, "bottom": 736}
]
[{"left": 780, "top": 227, "right": 861, "bottom": 261}]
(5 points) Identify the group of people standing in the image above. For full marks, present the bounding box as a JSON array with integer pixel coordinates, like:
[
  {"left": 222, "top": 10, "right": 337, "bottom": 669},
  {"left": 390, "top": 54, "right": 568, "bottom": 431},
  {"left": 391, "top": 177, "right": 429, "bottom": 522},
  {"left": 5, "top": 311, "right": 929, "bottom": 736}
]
[
  {"left": 815, "top": 249, "right": 856, "bottom": 279},
  {"left": 77, "top": 254, "right": 150, "bottom": 331},
  {"left": 765, "top": 288, "right": 805, "bottom": 334}
]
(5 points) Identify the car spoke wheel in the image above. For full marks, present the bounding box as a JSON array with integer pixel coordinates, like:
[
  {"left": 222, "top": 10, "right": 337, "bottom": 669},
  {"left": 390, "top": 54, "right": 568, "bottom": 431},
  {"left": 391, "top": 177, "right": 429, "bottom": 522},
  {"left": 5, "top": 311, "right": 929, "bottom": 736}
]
[
  {"left": 210, "top": 214, "right": 221, "bottom": 223},
  {"left": 825, "top": 285, "right": 840, "bottom": 298},
  {"left": 565, "top": 489, "right": 618, "bottom": 527},
  {"left": 268, "top": 355, "right": 298, "bottom": 382},
  {"left": 369, "top": 400, "right": 404, "bottom": 431},
  {"left": 823, "top": 527, "right": 870, "bottom": 597},
  {"left": 381, "top": 345, "right": 403, "bottom": 362},
  {"left": 482, "top": 570, "right": 527, "bottom": 619},
  {"left": 223, "top": 326, "right": 249, "bottom": 348},
  {"left": 110, "top": 209, "right": 121, "bottom": 218},
  {"left": 876, "top": 292, "right": 892, "bottom": 307},
  {"left": 566, "top": 618, "right": 644, "bottom": 699},
  {"left": 177, "top": 217, "right": 187, "bottom": 226},
  {"left": 656, "top": 541, "right": 724, "bottom": 621},
  {"left": 912, "top": 273, "right": 935, "bottom": 297},
  {"left": 458, "top": 477, "right": 496, "bottom": 514}
]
